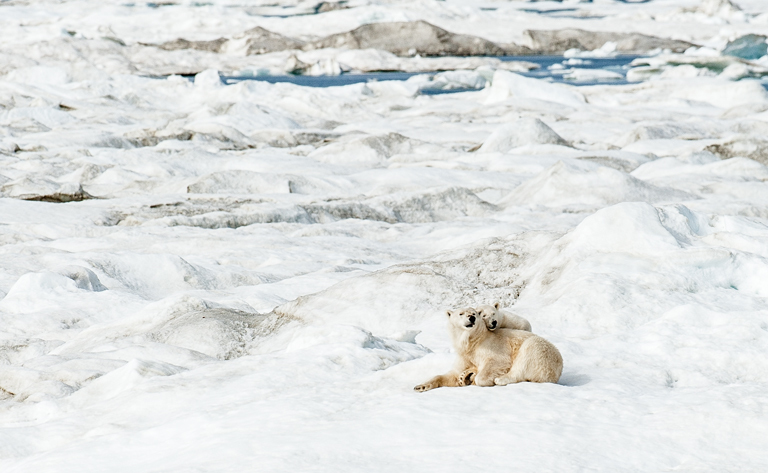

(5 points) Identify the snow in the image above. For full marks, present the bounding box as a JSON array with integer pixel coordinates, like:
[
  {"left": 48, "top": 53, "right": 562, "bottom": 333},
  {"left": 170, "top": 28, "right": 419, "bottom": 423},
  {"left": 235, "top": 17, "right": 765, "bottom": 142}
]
[
  {"left": 486, "top": 70, "right": 587, "bottom": 106},
  {"left": 2, "top": 0, "right": 768, "bottom": 472}
]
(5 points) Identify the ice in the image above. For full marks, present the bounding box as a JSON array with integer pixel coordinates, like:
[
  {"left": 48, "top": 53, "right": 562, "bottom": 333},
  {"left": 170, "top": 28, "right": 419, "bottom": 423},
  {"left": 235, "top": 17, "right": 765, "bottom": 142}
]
[
  {"left": 523, "top": 29, "right": 693, "bottom": 55},
  {"left": 723, "top": 34, "right": 768, "bottom": 60},
  {"left": 331, "top": 48, "right": 537, "bottom": 74},
  {"left": 478, "top": 118, "right": 569, "bottom": 153},
  {"left": 69, "top": 358, "right": 187, "bottom": 404},
  {"left": 566, "top": 202, "right": 682, "bottom": 254},
  {"left": 2, "top": 0, "right": 768, "bottom": 471},
  {"left": 5, "top": 66, "right": 71, "bottom": 86},
  {"left": 308, "top": 132, "right": 439, "bottom": 166},
  {"left": 486, "top": 70, "right": 586, "bottom": 106},
  {"left": 410, "top": 70, "right": 488, "bottom": 92},
  {"left": 499, "top": 160, "right": 694, "bottom": 210},
  {"left": 673, "top": 78, "right": 768, "bottom": 107},
  {"left": 627, "top": 53, "right": 768, "bottom": 82},
  {"left": 697, "top": 0, "right": 744, "bottom": 17},
  {"left": 707, "top": 138, "right": 768, "bottom": 164},
  {"left": 562, "top": 67, "right": 624, "bottom": 81},
  {"left": 307, "top": 20, "right": 525, "bottom": 57}
]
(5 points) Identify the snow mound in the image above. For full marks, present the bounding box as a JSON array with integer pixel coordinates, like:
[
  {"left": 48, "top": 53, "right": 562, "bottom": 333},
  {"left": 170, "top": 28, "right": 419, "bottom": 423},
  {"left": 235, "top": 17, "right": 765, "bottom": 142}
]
[
  {"left": 364, "top": 187, "right": 496, "bottom": 224},
  {"left": 500, "top": 161, "right": 694, "bottom": 209},
  {"left": 70, "top": 359, "right": 186, "bottom": 404},
  {"left": 515, "top": 201, "right": 768, "bottom": 351},
  {"left": 672, "top": 79, "right": 768, "bottom": 108},
  {"left": 187, "top": 171, "right": 292, "bottom": 195},
  {"left": 697, "top": 0, "right": 742, "bottom": 17},
  {"left": 0, "top": 105, "right": 76, "bottom": 130},
  {"left": 5, "top": 66, "right": 71, "bottom": 86},
  {"left": 275, "top": 238, "right": 528, "bottom": 336},
  {"left": 0, "top": 365, "right": 75, "bottom": 402},
  {"left": 575, "top": 151, "right": 654, "bottom": 173},
  {"left": 193, "top": 69, "right": 223, "bottom": 89},
  {"left": 486, "top": 71, "right": 585, "bottom": 106},
  {"left": 147, "top": 308, "right": 267, "bottom": 360},
  {"left": 706, "top": 138, "right": 768, "bottom": 166},
  {"left": 0, "top": 272, "right": 84, "bottom": 313},
  {"left": 135, "top": 187, "right": 493, "bottom": 228},
  {"left": 180, "top": 123, "right": 256, "bottom": 150},
  {"left": 136, "top": 204, "right": 314, "bottom": 229},
  {"left": 309, "top": 133, "right": 438, "bottom": 166},
  {"left": 304, "top": 187, "right": 495, "bottom": 225},
  {"left": 49, "top": 295, "right": 284, "bottom": 365},
  {"left": 1, "top": 178, "right": 94, "bottom": 202},
  {"left": 619, "top": 123, "right": 710, "bottom": 146},
  {"left": 57, "top": 266, "right": 108, "bottom": 292},
  {"left": 565, "top": 202, "right": 681, "bottom": 255},
  {"left": 285, "top": 325, "right": 429, "bottom": 372},
  {"left": 86, "top": 253, "right": 263, "bottom": 299},
  {"left": 656, "top": 203, "right": 711, "bottom": 245},
  {"left": 409, "top": 70, "right": 488, "bottom": 92},
  {"left": 478, "top": 118, "right": 569, "bottom": 153}
]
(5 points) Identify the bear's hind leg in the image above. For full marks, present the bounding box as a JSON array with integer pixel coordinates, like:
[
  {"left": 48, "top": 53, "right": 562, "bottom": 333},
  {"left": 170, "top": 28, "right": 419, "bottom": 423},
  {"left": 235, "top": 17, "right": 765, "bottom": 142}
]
[
  {"left": 495, "top": 336, "right": 563, "bottom": 385},
  {"left": 494, "top": 369, "right": 526, "bottom": 386},
  {"left": 475, "top": 361, "right": 510, "bottom": 387}
]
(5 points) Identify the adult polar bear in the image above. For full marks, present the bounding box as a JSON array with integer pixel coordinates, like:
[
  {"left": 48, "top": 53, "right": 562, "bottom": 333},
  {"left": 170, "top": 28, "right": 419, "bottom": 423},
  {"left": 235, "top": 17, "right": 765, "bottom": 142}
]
[{"left": 414, "top": 308, "right": 562, "bottom": 391}]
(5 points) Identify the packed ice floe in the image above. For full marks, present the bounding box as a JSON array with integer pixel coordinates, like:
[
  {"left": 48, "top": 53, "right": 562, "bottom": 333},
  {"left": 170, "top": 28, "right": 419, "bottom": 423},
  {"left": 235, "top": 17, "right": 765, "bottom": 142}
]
[{"left": 2, "top": 0, "right": 768, "bottom": 471}]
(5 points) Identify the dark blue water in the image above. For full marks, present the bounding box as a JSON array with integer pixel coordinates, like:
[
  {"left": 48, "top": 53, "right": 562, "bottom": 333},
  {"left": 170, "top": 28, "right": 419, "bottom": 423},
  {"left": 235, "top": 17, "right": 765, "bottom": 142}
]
[
  {"left": 221, "top": 55, "right": 641, "bottom": 94},
  {"left": 222, "top": 72, "right": 419, "bottom": 88}
]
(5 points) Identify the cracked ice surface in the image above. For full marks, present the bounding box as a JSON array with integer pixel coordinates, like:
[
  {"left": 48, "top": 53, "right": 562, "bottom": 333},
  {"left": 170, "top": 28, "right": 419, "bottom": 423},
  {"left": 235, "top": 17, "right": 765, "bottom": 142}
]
[{"left": 1, "top": 1, "right": 768, "bottom": 472}]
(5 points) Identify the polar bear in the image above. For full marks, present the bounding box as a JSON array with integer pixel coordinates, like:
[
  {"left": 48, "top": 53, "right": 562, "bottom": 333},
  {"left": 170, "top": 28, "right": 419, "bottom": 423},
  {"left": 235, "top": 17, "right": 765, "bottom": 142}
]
[
  {"left": 414, "top": 307, "right": 562, "bottom": 391},
  {"left": 413, "top": 307, "right": 480, "bottom": 392},
  {"left": 477, "top": 302, "right": 532, "bottom": 332}
]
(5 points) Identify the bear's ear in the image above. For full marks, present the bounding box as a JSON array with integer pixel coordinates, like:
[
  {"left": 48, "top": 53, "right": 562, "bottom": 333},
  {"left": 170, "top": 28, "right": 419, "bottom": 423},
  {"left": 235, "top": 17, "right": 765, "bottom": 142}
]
[{"left": 494, "top": 302, "right": 500, "bottom": 310}]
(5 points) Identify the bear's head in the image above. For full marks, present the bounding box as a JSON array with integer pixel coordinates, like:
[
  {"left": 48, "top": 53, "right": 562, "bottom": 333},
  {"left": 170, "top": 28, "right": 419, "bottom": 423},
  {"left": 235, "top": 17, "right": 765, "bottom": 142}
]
[
  {"left": 446, "top": 307, "right": 486, "bottom": 353},
  {"left": 447, "top": 307, "right": 479, "bottom": 328},
  {"left": 446, "top": 307, "right": 483, "bottom": 335},
  {"left": 477, "top": 302, "right": 501, "bottom": 331}
]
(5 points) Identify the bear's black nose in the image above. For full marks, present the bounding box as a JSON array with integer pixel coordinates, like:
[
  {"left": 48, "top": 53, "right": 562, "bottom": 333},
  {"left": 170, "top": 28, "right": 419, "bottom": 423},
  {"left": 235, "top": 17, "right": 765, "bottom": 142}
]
[
  {"left": 491, "top": 321, "right": 497, "bottom": 328},
  {"left": 469, "top": 316, "right": 476, "bottom": 323}
]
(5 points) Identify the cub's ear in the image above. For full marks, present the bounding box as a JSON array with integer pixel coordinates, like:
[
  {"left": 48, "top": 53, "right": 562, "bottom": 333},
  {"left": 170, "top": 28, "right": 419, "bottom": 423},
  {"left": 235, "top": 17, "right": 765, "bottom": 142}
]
[{"left": 494, "top": 302, "right": 500, "bottom": 310}]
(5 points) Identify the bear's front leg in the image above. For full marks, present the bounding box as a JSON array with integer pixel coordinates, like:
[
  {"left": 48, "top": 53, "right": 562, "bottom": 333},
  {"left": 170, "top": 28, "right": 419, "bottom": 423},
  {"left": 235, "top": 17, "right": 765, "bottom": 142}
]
[
  {"left": 458, "top": 369, "right": 475, "bottom": 386},
  {"left": 414, "top": 372, "right": 465, "bottom": 392}
]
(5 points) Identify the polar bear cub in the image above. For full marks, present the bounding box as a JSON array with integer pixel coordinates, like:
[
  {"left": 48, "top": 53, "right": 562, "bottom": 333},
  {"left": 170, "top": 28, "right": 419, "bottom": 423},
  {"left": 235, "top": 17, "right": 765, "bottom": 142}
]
[
  {"left": 414, "top": 307, "right": 562, "bottom": 391},
  {"left": 477, "top": 302, "right": 531, "bottom": 332}
]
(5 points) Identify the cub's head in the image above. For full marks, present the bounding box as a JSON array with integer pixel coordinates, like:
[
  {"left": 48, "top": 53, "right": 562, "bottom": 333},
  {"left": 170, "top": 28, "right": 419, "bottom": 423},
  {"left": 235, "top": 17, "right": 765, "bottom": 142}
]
[
  {"left": 446, "top": 307, "right": 481, "bottom": 333},
  {"left": 477, "top": 302, "right": 501, "bottom": 331}
]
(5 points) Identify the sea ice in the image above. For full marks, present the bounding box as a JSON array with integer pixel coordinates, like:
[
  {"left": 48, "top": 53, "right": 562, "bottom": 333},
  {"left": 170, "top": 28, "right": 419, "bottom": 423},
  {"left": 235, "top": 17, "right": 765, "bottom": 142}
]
[{"left": 1, "top": 0, "right": 768, "bottom": 472}]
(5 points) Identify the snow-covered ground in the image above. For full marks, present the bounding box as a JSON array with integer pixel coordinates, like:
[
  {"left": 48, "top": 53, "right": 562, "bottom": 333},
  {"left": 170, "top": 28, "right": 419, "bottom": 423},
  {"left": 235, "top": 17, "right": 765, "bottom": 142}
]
[{"left": 2, "top": 0, "right": 768, "bottom": 471}]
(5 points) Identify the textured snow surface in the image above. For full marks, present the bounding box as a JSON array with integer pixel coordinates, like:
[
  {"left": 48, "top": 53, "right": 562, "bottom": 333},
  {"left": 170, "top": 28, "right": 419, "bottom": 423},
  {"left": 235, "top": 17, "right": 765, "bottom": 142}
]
[{"left": 2, "top": 0, "right": 768, "bottom": 472}]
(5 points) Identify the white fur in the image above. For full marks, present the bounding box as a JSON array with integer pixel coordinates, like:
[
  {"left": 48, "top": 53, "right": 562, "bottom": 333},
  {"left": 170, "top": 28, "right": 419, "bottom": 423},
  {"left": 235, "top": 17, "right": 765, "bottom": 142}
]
[
  {"left": 477, "top": 302, "right": 532, "bottom": 332},
  {"left": 414, "top": 307, "right": 562, "bottom": 391}
]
